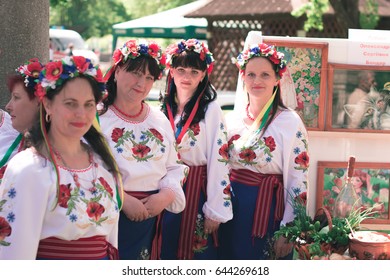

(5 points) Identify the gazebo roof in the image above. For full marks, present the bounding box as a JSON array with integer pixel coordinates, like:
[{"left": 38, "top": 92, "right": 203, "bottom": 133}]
[
  {"left": 185, "top": 0, "right": 312, "bottom": 19},
  {"left": 186, "top": 0, "right": 390, "bottom": 19}
]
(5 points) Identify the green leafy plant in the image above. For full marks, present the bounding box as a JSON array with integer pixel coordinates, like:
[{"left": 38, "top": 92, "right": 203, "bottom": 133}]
[{"left": 274, "top": 194, "right": 378, "bottom": 259}]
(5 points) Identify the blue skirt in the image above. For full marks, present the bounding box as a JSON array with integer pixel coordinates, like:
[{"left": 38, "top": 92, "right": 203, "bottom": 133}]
[
  {"left": 161, "top": 183, "right": 218, "bottom": 260},
  {"left": 218, "top": 180, "right": 292, "bottom": 260},
  {"left": 118, "top": 211, "right": 157, "bottom": 260}
]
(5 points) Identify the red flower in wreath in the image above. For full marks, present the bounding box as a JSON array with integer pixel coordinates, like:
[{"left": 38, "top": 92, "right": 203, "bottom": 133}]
[
  {"left": 111, "top": 128, "right": 124, "bottom": 143},
  {"left": 58, "top": 183, "right": 72, "bottom": 208},
  {"left": 87, "top": 202, "right": 105, "bottom": 221},
  {"left": 0, "top": 217, "right": 12, "bottom": 241},
  {"left": 98, "top": 177, "right": 113, "bottom": 197},
  {"left": 73, "top": 56, "right": 90, "bottom": 73},
  {"left": 45, "top": 61, "right": 63, "bottom": 81}
]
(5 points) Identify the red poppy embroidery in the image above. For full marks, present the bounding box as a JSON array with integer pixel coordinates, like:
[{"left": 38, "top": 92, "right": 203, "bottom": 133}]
[
  {"left": 132, "top": 144, "right": 151, "bottom": 158},
  {"left": 193, "top": 234, "right": 208, "bottom": 252},
  {"left": 98, "top": 177, "right": 113, "bottom": 197},
  {"left": 111, "top": 128, "right": 125, "bottom": 143},
  {"left": 86, "top": 202, "right": 105, "bottom": 221},
  {"left": 0, "top": 166, "right": 6, "bottom": 180},
  {"left": 190, "top": 123, "right": 200, "bottom": 136},
  {"left": 0, "top": 217, "right": 12, "bottom": 241},
  {"left": 58, "top": 183, "right": 72, "bottom": 208},
  {"left": 228, "top": 134, "right": 240, "bottom": 146},
  {"left": 150, "top": 128, "right": 164, "bottom": 142},
  {"left": 223, "top": 184, "right": 232, "bottom": 196},
  {"left": 218, "top": 144, "right": 229, "bottom": 160},
  {"left": 263, "top": 136, "right": 276, "bottom": 152},
  {"left": 295, "top": 151, "right": 309, "bottom": 169},
  {"left": 239, "top": 148, "right": 256, "bottom": 162}
]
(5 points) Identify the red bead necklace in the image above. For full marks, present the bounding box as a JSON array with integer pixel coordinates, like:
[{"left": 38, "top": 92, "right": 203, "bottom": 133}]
[
  {"left": 113, "top": 102, "right": 144, "bottom": 119},
  {"left": 246, "top": 103, "right": 255, "bottom": 121}
]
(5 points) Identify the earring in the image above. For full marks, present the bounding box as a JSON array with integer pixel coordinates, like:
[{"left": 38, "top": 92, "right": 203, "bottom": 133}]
[
  {"left": 114, "top": 77, "right": 117, "bottom": 82},
  {"left": 45, "top": 113, "right": 51, "bottom": 123}
]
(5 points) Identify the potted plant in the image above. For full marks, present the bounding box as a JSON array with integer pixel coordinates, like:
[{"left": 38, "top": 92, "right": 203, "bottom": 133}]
[{"left": 274, "top": 193, "right": 376, "bottom": 259}]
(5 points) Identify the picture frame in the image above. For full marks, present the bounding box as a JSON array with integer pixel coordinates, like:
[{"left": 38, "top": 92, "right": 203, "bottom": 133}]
[
  {"left": 263, "top": 39, "right": 328, "bottom": 130},
  {"left": 316, "top": 161, "right": 390, "bottom": 226},
  {"left": 326, "top": 63, "right": 390, "bottom": 132}
]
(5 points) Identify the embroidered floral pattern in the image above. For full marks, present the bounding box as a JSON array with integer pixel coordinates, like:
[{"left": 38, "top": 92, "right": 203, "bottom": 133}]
[
  {"left": 138, "top": 247, "right": 150, "bottom": 260},
  {"left": 192, "top": 214, "right": 208, "bottom": 253},
  {"left": 0, "top": 216, "right": 11, "bottom": 246},
  {"left": 112, "top": 127, "right": 166, "bottom": 162}
]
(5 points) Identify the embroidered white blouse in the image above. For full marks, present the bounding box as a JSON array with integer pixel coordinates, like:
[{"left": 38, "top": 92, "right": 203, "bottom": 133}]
[
  {"left": 0, "top": 148, "right": 120, "bottom": 259},
  {"left": 173, "top": 101, "right": 233, "bottom": 223},
  {"left": 99, "top": 104, "right": 187, "bottom": 213},
  {"left": 226, "top": 109, "right": 309, "bottom": 225}
]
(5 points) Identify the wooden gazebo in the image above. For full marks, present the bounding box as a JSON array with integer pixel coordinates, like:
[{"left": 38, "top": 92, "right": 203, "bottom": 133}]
[{"left": 186, "top": 0, "right": 390, "bottom": 91}]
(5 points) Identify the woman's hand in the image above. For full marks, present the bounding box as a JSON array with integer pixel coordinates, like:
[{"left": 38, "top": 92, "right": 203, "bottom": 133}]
[
  {"left": 274, "top": 236, "right": 293, "bottom": 259},
  {"left": 122, "top": 193, "right": 149, "bottom": 222},
  {"left": 204, "top": 217, "right": 220, "bottom": 234},
  {"left": 141, "top": 188, "right": 175, "bottom": 217}
]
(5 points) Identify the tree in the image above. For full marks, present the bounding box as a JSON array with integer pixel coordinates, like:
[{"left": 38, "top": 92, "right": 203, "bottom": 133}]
[
  {"left": 292, "top": 0, "right": 380, "bottom": 32},
  {"left": 50, "top": 0, "right": 130, "bottom": 39},
  {"left": 122, "top": 0, "right": 195, "bottom": 19}
]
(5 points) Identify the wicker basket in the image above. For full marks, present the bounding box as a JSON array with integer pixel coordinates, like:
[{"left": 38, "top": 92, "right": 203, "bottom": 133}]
[{"left": 294, "top": 207, "right": 348, "bottom": 259}]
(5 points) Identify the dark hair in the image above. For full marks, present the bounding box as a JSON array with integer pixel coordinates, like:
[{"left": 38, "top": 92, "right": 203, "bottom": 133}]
[
  {"left": 6, "top": 74, "right": 36, "bottom": 100},
  {"left": 161, "top": 51, "right": 216, "bottom": 126},
  {"left": 25, "top": 75, "right": 119, "bottom": 177},
  {"left": 100, "top": 56, "right": 161, "bottom": 114}
]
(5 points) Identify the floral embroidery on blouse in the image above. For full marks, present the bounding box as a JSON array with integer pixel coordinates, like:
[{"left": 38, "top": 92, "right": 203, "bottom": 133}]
[
  {"left": 231, "top": 134, "right": 277, "bottom": 166},
  {"left": 111, "top": 127, "right": 166, "bottom": 162},
  {"left": 57, "top": 176, "right": 116, "bottom": 225},
  {"left": 192, "top": 214, "right": 208, "bottom": 253},
  {"left": 293, "top": 131, "right": 309, "bottom": 172},
  {"left": 0, "top": 165, "right": 6, "bottom": 185}
]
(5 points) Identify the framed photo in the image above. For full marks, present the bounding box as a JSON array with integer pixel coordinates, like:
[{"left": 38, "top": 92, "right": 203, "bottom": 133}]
[
  {"left": 263, "top": 39, "right": 328, "bottom": 130},
  {"left": 326, "top": 63, "right": 390, "bottom": 132},
  {"left": 316, "top": 161, "right": 390, "bottom": 225}
]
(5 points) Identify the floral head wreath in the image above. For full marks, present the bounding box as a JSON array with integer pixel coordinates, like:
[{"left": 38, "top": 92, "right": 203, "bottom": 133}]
[
  {"left": 165, "top": 39, "right": 215, "bottom": 74},
  {"left": 36, "top": 56, "right": 106, "bottom": 101},
  {"left": 232, "top": 43, "right": 287, "bottom": 78},
  {"left": 106, "top": 39, "right": 166, "bottom": 80},
  {"left": 16, "top": 58, "right": 44, "bottom": 92}
]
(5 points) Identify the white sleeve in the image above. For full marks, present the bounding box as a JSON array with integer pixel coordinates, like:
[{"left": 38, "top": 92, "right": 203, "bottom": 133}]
[
  {"left": 202, "top": 103, "right": 233, "bottom": 223},
  {"left": 0, "top": 152, "right": 52, "bottom": 259},
  {"left": 158, "top": 125, "right": 188, "bottom": 214},
  {"left": 281, "top": 113, "right": 309, "bottom": 225}
]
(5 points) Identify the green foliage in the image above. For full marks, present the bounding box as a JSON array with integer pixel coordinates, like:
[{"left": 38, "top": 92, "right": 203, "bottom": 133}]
[
  {"left": 123, "top": 0, "right": 195, "bottom": 19},
  {"left": 50, "top": 0, "right": 130, "bottom": 39},
  {"left": 359, "top": 0, "right": 380, "bottom": 29},
  {"left": 291, "top": 0, "right": 330, "bottom": 31},
  {"left": 274, "top": 194, "right": 378, "bottom": 258}
]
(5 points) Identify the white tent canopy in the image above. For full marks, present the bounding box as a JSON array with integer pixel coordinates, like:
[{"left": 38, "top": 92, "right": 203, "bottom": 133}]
[{"left": 112, "top": 0, "right": 209, "bottom": 50}]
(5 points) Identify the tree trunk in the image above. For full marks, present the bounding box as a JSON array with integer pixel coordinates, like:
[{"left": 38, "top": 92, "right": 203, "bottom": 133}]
[
  {"left": 328, "top": 0, "right": 360, "bottom": 31},
  {"left": 0, "top": 0, "right": 50, "bottom": 109}
]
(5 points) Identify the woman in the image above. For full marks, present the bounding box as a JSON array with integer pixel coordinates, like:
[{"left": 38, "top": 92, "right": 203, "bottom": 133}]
[
  {"left": 0, "top": 59, "right": 43, "bottom": 183},
  {"left": 99, "top": 39, "right": 187, "bottom": 260},
  {"left": 0, "top": 56, "right": 122, "bottom": 259},
  {"left": 160, "top": 39, "right": 233, "bottom": 260},
  {"left": 219, "top": 36, "right": 309, "bottom": 260}
]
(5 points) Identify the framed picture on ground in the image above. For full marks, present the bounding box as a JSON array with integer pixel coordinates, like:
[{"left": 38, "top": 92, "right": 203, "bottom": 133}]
[
  {"left": 316, "top": 161, "right": 390, "bottom": 226},
  {"left": 263, "top": 39, "right": 329, "bottom": 130},
  {"left": 326, "top": 63, "right": 390, "bottom": 133}
]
